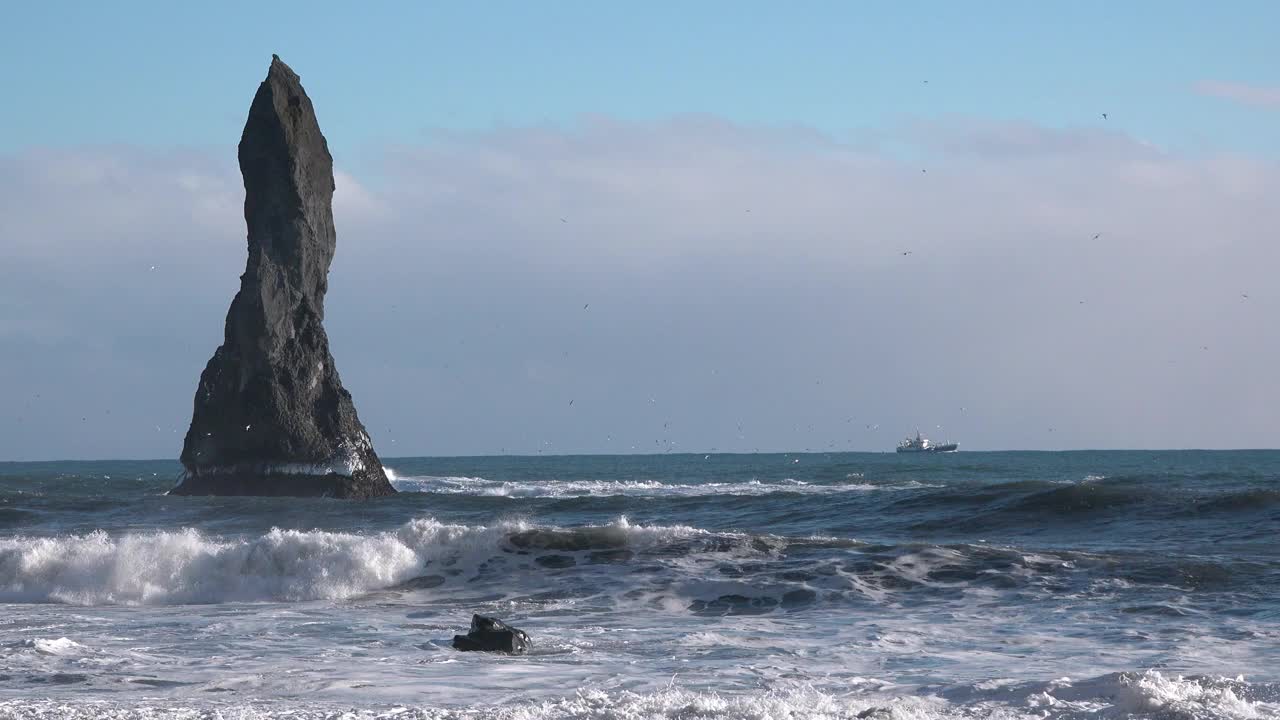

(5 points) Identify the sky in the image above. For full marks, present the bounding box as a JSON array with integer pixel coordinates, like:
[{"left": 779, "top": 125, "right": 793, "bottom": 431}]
[{"left": 2, "top": 2, "right": 1279, "bottom": 459}]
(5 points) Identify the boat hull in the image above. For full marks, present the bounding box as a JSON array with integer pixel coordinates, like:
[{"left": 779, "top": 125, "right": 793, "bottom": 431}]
[{"left": 896, "top": 443, "right": 959, "bottom": 453}]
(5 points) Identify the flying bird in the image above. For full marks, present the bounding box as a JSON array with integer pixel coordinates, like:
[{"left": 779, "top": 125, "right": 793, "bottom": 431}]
[
  {"left": 583, "top": 303, "right": 589, "bottom": 310},
  {"left": 1241, "top": 293, "right": 1249, "bottom": 300},
  {"left": 560, "top": 218, "right": 568, "bottom": 223},
  {"left": 1101, "top": 113, "right": 1108, "bottom": 120},
  {"left": 1092, "top": 233, "right": 1101, "bottom": 240}
]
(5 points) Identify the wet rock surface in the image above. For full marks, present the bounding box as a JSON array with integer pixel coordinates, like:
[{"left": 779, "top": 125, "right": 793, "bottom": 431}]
[{"left": 451, "top": 614, "right": 531, "bottom": 654}]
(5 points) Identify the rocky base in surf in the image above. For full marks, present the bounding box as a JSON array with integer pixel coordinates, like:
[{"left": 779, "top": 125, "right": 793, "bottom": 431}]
[{"left": 169, "top": 456, "right": 387, "bottom": 499}]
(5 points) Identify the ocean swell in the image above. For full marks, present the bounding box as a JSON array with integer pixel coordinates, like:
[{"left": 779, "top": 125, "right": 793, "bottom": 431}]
[{"left": 897, "top": 476, "right": 1280, "bottom": 533}]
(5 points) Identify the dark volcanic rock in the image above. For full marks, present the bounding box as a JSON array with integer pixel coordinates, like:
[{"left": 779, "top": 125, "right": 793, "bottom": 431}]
[
  {"left": 451, "top": 614, "right": 530, "bottom": 654},
  {"left": 173, "top": 55, "right": 395, "bottom": 500}
]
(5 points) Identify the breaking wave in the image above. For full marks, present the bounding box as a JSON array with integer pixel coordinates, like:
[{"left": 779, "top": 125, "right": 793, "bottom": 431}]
[
  {"left": 0, "top": 514, "right": 1263, "bottom": 608},
  {"left": 0, "top": 517, "right": 788, "bottom": 606}
]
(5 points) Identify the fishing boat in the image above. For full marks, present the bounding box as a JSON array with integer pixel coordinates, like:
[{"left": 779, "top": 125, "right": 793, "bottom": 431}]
[{"left": 896, "top": 429, "right": 958, "bottom": 453}]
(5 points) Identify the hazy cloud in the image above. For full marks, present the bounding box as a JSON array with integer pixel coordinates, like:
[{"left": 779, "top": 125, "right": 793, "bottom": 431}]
[
  {"left": 2, "top": 117, "right": 1278, "bottom": 460},
  {"left": 1194, "top": 81, "right": 1280, "bottom": 110}
]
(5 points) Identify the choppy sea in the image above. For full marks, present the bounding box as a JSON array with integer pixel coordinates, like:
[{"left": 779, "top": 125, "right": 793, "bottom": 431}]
[{"left": 1, "top": 451, "right": 1277, "bottom": 719}]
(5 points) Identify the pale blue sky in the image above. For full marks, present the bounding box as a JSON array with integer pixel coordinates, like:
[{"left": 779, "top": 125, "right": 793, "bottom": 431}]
[
  {"left": 2, "top": 1, "right": 1278, "bottom": 157},
  {"left": 3, "top": 2, "right": 1280, "bottom": 459}
]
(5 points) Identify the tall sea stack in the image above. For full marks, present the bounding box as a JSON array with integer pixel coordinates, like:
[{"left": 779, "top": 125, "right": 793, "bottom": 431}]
[{"left": 174, "top": 55, "right": 395, "bottom": 499}]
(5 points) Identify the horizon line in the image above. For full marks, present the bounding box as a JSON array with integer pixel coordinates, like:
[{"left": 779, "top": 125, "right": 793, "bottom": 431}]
[{"left": 3, "top": 447, "right": 1279, "bottom": 465}]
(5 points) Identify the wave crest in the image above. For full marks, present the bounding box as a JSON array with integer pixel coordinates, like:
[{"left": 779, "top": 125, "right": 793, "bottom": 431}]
[{"left": 0, "top": 517, "right": 731, "bottom": 606}]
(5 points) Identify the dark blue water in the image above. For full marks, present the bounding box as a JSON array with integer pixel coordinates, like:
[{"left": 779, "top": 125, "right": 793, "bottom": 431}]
[{"left": 1, "top": 451, "right": 1277, "bottom": 718}]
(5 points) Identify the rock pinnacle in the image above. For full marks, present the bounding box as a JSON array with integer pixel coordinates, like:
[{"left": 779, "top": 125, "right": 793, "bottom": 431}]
[{"left": 173, "top": 56, "right": 395, "bottom": 499}]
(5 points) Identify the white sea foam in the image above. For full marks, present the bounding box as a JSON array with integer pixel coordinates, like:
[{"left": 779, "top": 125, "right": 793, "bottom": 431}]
[
  {"left": 389, "top": 475, "right": 931, "bottom": 498},
  {"left": 18, "top": 637, "right": 86, "bottom": 656},
  {"left": 1034, "top": 671, "right": 1274, "bottom": 719},
  {"left": 1113, "top": 671, "right": 1265, "bottom": 718},
  {"left": 0, "top": 673, "right": 1272, "bottom": 719},
  {"left": 172, "top": 448, "right": 370, "bottom": 493}
]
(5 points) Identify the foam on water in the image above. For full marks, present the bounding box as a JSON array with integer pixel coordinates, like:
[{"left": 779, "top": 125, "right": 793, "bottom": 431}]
[
  {"left": 2, "top": 672, "right": 1275, "bottom": 719},
  {"left": 388, "top": 473, "right": 931, "bottom": 497},
  {"left": 18, "top": 637, "right": 85, "bottom": 656}
]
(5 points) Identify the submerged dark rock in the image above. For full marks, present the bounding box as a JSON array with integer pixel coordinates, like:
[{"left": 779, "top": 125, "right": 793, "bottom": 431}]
[
  {"left": 173, "top": 55, "right": 394, "bottom": 500},
  {"left": 392, "top": 574, "right": 447, "bottom": 590},
  {"left": 451, "top": 614, "right": 530, "bottom": 654},
  {"left": 534, "top": 554, "right": 576, "bottom": 569}
]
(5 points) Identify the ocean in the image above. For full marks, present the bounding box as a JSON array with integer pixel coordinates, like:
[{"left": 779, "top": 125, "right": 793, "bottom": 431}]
[{"left": 0, "top": 451, "right": 1276, "bottom": 719}]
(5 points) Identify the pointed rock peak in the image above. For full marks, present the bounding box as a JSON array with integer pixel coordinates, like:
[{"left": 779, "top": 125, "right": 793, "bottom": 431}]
[
  {"left": 262, "top": 54, "right": 303, "bottom": 92},
  {"left": 268, "top": 54, "right": 292, "bottom": 74}
]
